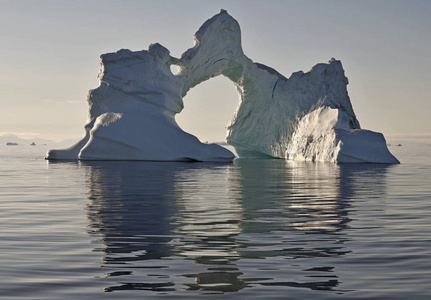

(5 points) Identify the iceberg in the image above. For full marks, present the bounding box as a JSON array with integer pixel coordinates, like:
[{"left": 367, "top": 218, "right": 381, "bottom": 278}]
[{"left": 46, "top": 9, "right": 399, "bottom": 164}]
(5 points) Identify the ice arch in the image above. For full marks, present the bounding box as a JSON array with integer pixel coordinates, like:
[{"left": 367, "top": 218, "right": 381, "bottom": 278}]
[{"left": 46, "top": 10, "right": 399, "bottom": 163}]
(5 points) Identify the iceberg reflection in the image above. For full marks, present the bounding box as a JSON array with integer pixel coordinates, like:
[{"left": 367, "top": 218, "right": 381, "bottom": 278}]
[
  {"left": 84, "top": 161, "right": 179, "bottom": 263},
  {"left": 81, "top": 160, "right": 391, "bottom": 295}
]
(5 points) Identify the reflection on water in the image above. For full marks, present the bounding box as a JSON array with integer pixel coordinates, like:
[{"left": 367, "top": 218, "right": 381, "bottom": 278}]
[
  {"left": 172, "top": 165, "right": 245, "bottom": 292},
  {"left": 81, "top": 160, "right": 391, "bottom": 296},
  {"left": 84, "top": 162, "right": 179, "bottom": 263}
]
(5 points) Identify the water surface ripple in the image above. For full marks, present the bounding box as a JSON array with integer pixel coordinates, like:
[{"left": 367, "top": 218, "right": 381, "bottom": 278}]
[{"left": 0, "top": 142, "right": 430, "bottom": 299}]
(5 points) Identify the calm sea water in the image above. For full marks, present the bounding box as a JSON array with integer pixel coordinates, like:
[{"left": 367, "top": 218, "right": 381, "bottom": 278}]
[{"left": 0, "top": 140, "right": 430, "bottom": 299}]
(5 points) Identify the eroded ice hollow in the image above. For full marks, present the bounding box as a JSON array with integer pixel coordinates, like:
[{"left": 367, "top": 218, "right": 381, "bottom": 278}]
[{"left": 46, "top": 9, "right": 399, "bottom": 164}]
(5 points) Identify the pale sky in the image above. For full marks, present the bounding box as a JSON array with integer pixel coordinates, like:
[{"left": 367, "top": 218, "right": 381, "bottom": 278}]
[{"left": 1, "top": 0, "right": 430, "bottom": 142}]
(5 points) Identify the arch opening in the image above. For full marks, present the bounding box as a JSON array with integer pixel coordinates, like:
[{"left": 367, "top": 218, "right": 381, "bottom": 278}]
[
  {"left": 170, "top": 64, "right": 180, "bottom": 76},
  {"left": 176, "top": 75, "right": 239, "bottom": 145}
]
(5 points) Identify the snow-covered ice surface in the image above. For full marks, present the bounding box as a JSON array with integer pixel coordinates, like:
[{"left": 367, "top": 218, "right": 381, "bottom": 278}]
[{"left": 47, "top": 9, "right": 399, "bottom": 164}]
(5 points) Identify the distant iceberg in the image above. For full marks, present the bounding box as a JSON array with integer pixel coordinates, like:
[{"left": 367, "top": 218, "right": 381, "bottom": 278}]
[{"left": 46, "top": 10, "right": 399, "bottom": 164}]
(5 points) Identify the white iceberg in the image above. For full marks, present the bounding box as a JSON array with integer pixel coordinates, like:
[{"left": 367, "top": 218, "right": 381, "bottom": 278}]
[{"left": 46, "top": 10, "right": 399, "bottom": 164}]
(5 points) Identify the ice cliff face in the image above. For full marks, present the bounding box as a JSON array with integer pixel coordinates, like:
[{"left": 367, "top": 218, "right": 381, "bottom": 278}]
[
  {"left": 46, "top": 43, "right": 234, "bottom": 162},
  {"left": 46, "top": 9, "right": 399, "bottom": 164}
]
